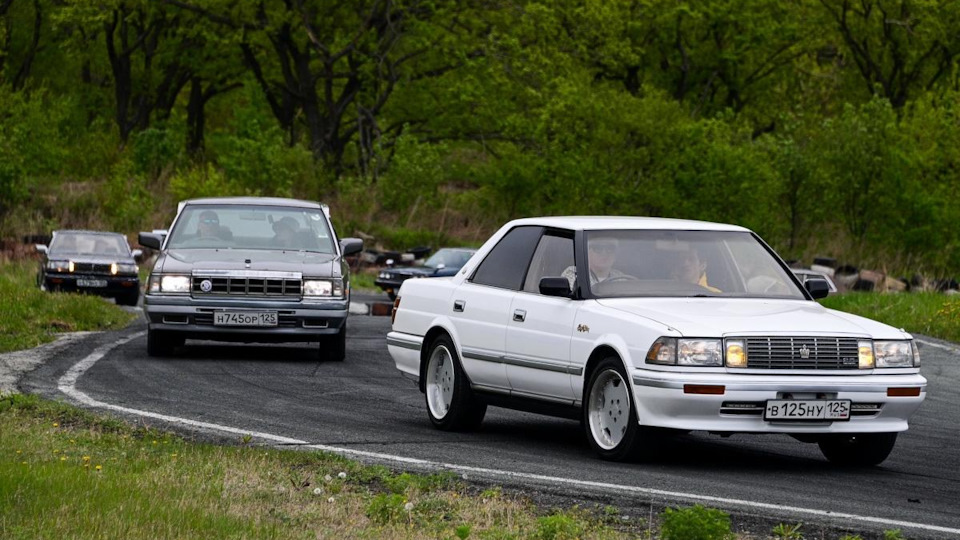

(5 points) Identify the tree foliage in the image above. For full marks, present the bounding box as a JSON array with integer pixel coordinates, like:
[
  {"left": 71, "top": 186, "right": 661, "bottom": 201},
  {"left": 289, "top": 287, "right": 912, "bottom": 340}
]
[{"left": 2, "top": 0, "right": 960, "bottom": 276}]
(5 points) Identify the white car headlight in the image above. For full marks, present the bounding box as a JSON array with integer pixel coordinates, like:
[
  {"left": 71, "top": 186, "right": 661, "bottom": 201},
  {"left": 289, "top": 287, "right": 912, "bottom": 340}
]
[
  {"left": 645, "top": 338, "right": 722, "bottom": 366},
  {"left": 158, "top": 275, "right": 190, "bottom": 293},
  {"left": 678, "top": 339, "right": 722, "bottom": 366},
  {"left": 874, "top": 340, "right": 915, "bottom": 368},
  {"left": 304, "top": 279, "right": 344, "bottom": 298}
]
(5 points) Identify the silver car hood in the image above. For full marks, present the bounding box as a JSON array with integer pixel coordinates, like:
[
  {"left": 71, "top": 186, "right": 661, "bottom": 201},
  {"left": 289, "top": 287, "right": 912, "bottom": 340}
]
[{"left": 158, "top": 249, "right": 337, "bottom": 276}]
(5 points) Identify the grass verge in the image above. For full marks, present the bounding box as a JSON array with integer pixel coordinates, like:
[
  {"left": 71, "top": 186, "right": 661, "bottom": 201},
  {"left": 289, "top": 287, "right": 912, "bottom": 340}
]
[
  {"left": 0, "top": 261, "right": 136, "bottom": 353},
  {"left": 0, "top": 394, "right": 641, "bottom": 540},
  {"left": 821, "top": 292, "right": 960, "bottom": 342}
]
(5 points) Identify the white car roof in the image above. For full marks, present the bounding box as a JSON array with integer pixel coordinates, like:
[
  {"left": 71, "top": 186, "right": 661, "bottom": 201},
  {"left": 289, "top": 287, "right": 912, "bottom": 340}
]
[{"left": 502, "top": 216, "right": 751, "bottom": 232}]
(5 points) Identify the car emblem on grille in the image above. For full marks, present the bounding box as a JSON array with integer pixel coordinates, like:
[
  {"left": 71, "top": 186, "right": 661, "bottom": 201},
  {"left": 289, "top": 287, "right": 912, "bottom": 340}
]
[
  {"left": 798, "top": 344, "right": 810, "bottom": 359},
  {"left": 200, "top": 279, "right": 213, "bottom": 293}
]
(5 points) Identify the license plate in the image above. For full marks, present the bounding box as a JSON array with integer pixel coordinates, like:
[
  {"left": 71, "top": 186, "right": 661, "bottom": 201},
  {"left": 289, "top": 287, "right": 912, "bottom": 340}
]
[
  {"left": 77, "top": 279, "right": 107, "bottom": 288},
  {"left": 213, "top": 311, "right": 278, "bottom": 327},
  {"left": 764, "top": 400, "right": 851, "bottom": 421}
]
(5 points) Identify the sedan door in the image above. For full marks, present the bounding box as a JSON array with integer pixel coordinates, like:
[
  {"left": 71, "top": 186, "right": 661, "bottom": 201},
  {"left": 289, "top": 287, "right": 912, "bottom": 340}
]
[
  {"left": 451, "top": 226, "right": 543, "bottom": 393},
  {"left": 505, "top": 232, "right": 580, "bottom": 402}
]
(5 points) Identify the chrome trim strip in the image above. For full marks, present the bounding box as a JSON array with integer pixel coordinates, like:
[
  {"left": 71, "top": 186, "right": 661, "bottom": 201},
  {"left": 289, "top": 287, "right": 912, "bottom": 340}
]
[
  {"left": 632, "top": 376, "right": 924, "bottom": 393},
  {"left": 193, "top": 269, "right": 302, "bottom": 279},
  {"left": 463, "top": 347, "right": 582, "bottom": 375},
  {"left": 509, "top": 389, "right": 576, "bottom": 405},
  {"left": 471, "top": 383, "right": 511, "bottom": 395},
  {"left": 386, "top": 336, "right": 422, "bottom": 351}
]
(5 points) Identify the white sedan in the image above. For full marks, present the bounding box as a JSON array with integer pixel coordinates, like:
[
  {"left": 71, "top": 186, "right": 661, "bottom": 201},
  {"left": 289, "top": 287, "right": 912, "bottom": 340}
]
[{"left": 387, "top": 217, "right": 926, "bottom": 464}]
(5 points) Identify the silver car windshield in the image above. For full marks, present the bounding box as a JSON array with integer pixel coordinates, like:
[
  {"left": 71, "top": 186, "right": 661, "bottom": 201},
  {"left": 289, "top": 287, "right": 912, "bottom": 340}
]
[
  {"left": 50, "top": 233, "right": 129, "bottom": 256},
  {"left": 166, "top": 205, "right": 335, "bottom": 253},
  {"left": 581, "top": 230, "right": 805, "bottom": 299}
]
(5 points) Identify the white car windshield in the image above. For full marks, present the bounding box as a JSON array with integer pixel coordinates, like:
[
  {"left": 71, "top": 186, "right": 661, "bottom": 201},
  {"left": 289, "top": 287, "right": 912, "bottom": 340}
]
[
  {"left": 583, "top": 230, "right": 805, "bottom": 299},
  {"left": 166, "top": 205, "right": 335, "bottom": 253}
]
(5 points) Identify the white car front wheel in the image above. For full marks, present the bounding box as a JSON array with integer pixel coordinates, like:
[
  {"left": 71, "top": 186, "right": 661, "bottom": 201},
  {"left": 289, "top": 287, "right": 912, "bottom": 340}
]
[{"left": 584, "top": 357, "right": 650, "bottom": 461}]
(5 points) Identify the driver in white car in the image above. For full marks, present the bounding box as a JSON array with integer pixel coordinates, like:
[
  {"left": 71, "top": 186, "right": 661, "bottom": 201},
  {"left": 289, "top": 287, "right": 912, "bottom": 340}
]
[{"left": 562, "top": 236, "right": 628, "bottom": 287}]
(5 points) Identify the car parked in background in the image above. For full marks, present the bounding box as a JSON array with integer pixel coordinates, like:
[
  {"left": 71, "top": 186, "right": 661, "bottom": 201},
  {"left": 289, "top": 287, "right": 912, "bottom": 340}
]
[
  {"left": 36, "top": 230, "right": 141, "bottom": 306},
  {"left": 138, "top": 197, "right": 363, "bottom": 360},
  {"left": 791, "top": 268, "right": 838, "bottom": 295},
  {"left": 388, "top": 216, "right": 925, "bottom": 464},
  {"left": 375, "top": 247, "right": 477, "bottom": 300}
]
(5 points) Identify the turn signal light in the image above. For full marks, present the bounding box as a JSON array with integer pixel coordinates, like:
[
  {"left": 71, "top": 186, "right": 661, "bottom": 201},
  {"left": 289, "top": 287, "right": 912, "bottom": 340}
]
[
  {"left": 391, "top": 296, "right": 401, "bottom": 325},
  {"left": 887, "top": 387, "right": 921, "bottom": 397},
  {"left": 684, "top": 385, "right": 725, "bottom": 395}
]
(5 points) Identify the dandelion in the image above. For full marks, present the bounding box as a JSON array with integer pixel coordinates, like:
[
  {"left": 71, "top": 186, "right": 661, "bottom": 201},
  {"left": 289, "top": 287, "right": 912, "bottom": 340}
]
[
  {"left": 15, "top": 450, "right": 21, "bottom": 455},
  {"left": 337, "top": 471, "right": 347, "bottom": 479},
  {"left": 52, "top": 423, "right": 59, "bottom": 428},
  {"left": 60, "top": 457, "right": 66, "bottom": 462},
  {"left": 53, "top": 449, "right": 59, "bottom": 454},
  {"left": 82, "top": 456, "right": 91, "bottom": 462},
  {"left": 327, "top": 497, "right": 335, "bottom": 503},
  {"left": 69, "top": 439, "right": 75, "bottom": 444},
  {"left": 313, "top": 487, "right": 323, "bottom": 495},
  {"left": 171, "top": 453, "right": 178, "bottom": 458},
  {"left": 404, "top": 502, "right": 414, "bottom": 511},
  {"left": 95, "top": 465, "right": 102, "bottom": 471},
  {"left": 152, "top": 440, "right": 158, "bottom": 445},
  {"left": 21, "top": 461, "right": 27, "bottom": 465}
]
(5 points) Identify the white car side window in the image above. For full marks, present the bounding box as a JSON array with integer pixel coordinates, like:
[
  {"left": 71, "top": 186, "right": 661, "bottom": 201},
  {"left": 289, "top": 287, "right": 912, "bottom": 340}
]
[{"left": 522, "top": 234, "right": 574, "bottom": 293}]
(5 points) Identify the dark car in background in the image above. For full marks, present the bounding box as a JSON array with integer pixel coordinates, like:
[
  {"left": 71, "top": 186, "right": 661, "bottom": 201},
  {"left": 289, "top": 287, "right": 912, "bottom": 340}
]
[
  {"left": 138, "top": 197, "right": 363, "bottom": 360},
  {"left": 375, "top": 247, "right": 477, "bottom": 300},
  {"left": 35, "top": 230, "right": 142, "bottom": 306}
]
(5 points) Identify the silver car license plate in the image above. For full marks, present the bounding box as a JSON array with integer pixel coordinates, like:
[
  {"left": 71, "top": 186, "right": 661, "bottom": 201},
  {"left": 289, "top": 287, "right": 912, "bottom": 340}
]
[
  {"left": 77, "top": 279, "right": 107, "bottom": 288},
  {"left": 214, "top": 311, "right": 278, "bottom": 327},
  {"left": 764, "top": 399, "right": 851, "bottom": 421}
]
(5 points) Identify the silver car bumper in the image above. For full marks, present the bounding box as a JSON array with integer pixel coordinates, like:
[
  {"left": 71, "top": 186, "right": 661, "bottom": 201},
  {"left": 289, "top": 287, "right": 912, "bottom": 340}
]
[{"left": 143, "top": 294, "right": 348, "bottom": 342}]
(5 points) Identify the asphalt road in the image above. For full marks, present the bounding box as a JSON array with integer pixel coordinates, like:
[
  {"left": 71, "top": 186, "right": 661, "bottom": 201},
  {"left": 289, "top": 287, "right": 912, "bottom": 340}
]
[{"left": 20, "top": 313, "right": 960, "bottom": 539}]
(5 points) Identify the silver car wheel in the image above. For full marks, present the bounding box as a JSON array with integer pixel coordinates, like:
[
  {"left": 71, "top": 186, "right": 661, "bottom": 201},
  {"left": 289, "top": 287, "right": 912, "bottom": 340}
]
[
  {"left": 588, "top": 368, "right": 631, "bottom": 450},
  {"left": 426, "top": 344, "right": 455, "bottom": 420}
]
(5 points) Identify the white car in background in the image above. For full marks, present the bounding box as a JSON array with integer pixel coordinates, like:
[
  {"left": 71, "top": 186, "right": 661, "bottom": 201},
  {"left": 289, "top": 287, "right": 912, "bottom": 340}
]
[{"left": 387, "top": 217, "right": 926, "bottom": 464}]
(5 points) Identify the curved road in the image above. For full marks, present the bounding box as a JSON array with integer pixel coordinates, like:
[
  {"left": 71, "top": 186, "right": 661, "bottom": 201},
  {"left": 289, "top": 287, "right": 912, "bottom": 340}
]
[{"left": 21, "top": 311, "right": 960, "bottom": 539}]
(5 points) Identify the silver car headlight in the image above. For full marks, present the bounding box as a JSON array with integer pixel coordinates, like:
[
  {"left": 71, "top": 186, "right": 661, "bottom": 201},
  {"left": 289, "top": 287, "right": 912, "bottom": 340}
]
[
  {"left": 149, "top": 274, "right": 190, "bottom": 294},
  {"left": 113, "top": 263, "right": 138, "bottom": 275},
  {"left": 645, "top": 337, "right": 722, "bottom": 366},
  {"left": 874, "top": 340, "right": 916, "bottom": 368},
  {"left": 379, "top": 272, "right": 392, "bottom": 279},
  {"left": 304, "top": 278, "right": 344, "bottom": 298}
]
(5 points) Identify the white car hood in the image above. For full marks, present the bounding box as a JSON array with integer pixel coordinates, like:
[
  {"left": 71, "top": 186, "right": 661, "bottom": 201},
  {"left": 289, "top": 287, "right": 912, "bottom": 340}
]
[{"left": 596, "top": 298, "right": 907, "bottom": 339}]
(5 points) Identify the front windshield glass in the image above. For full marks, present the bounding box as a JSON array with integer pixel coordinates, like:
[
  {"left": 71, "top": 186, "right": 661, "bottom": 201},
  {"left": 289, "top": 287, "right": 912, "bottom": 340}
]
[
  {"left": 50, "top": 233, "right": 129, "bottom": 256},
  {"left": 581, "top": 230, "right": 805, "bottom": 299},
  {"left": 166, "top": 205, "right": 335, "bottom": 253},
  {"left": 424, "top": 249, "right": 475, "bottom": 269}
]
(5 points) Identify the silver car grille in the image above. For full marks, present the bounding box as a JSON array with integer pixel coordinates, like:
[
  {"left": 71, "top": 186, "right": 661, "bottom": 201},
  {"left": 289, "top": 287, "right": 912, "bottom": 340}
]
[
  {"left": 191, "top": 275, "right": 302, "bottom": 298},
  {"left": 741, "top": 337, "right": 861, "bottom": 369}
]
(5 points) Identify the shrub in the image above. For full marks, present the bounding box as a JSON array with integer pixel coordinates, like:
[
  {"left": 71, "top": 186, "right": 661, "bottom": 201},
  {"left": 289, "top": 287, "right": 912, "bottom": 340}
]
[
  {"left": 533, "top": 512, "right": 584, "bottom": 540},
  {"left": 659, "top": 505, "right": 734, "bottom": 540},
  {"left": 366, "top": 493, "right": 408, "bottom": 525}
]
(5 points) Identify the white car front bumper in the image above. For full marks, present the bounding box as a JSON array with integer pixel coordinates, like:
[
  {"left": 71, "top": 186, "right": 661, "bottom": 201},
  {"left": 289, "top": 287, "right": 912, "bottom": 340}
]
[{"left": 631, "top": 370, "right": 926, "bottom": 433}]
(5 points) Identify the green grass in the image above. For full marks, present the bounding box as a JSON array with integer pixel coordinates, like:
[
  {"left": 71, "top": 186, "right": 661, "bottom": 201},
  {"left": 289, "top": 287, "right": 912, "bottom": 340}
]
[
  {"left": 349, "top": 269, "right": 379, "bottom": 294},
  {"left": 0, "top": 261, "right": 136, "bottom": 353},
  {"left": 821, "top": 292, "right": 960, "bottom": 342},
  {"left": 0, "top": 394, "right": 635, "bottom": 540}
]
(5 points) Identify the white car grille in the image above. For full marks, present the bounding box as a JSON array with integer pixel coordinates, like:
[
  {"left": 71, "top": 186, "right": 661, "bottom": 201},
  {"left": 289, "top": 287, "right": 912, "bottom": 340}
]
[{"left": 742, "top": 337, "right": 860, "bottom": 369}]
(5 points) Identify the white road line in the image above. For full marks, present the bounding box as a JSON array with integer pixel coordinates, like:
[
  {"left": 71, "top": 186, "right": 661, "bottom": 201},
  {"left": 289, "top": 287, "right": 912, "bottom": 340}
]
[
  {"left": 58, "top": 333, "right": 960, "bottom": 538},
  {"left": 916, "top": 337, "right": 960, "bottom": 354}
]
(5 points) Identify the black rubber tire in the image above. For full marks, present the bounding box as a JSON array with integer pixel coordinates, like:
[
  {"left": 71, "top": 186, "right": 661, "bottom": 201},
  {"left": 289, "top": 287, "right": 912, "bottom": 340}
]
[
  {"left": 117, "top": 292, "right": 139, "bottom": 306},
  {"left": 583, "top": 357, "right": 653, "bottom": 462},
  {"left": 818, "top": 432, "right": 898, "bottom": 466},
  {"left": 320, "top": 323, "right": 346, "bottom": 362},
  {"left": 424, "top": 335, "right": 486, "bottom": 431},
  {"left": 146, "top": 328, "right": 183, "bottom": 357}
]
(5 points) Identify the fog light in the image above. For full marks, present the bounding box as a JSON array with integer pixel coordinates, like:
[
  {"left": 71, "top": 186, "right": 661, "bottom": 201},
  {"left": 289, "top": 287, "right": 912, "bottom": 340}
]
[
  {"left": 858, "top": 340, "right": 875, "bottom": 369},
  {"left": 726, "top": 340, "right": 747, "bottom": 368}
]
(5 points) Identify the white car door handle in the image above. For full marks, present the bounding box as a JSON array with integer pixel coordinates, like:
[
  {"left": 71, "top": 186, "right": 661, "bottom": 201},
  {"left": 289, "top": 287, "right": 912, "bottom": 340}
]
[
  {"left": 513, "top": 309, "right": 526, "bottom": 322},
  {"left": 453, "top": 300, "right": 465, "bottom": 312}
]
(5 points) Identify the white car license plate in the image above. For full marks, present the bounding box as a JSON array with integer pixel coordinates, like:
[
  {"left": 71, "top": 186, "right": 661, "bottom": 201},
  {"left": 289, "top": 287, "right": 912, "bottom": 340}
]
[
  {"left": 214, "top": 311, "right": 278, "bottom": 327},
  {"left": 764, "top": 400, "right": 851, "bottom": 421},
  {"left": 77, "top": 279, "right": 107, "bottom": 288}
]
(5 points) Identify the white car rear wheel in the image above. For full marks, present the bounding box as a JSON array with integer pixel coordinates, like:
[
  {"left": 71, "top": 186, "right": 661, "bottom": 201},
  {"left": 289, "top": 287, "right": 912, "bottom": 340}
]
[{"left": 423, "top": 335, "right": 486, "bottom": 431}]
